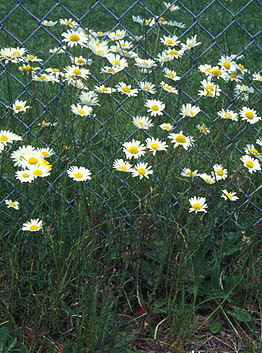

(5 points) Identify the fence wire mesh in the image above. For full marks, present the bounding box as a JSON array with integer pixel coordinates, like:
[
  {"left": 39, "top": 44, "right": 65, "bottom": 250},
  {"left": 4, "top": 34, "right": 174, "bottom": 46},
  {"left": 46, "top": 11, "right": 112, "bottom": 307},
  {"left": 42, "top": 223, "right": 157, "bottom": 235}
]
[{"left": 0, "top": 0, "right": 261, "bottom": 237}]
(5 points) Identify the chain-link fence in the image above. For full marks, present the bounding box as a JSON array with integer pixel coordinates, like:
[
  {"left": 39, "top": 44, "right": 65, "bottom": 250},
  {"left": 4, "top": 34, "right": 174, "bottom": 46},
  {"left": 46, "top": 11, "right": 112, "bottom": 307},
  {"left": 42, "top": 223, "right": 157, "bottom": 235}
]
[{"left": 1, "top": 0, "right": 261, "bottom": 237}]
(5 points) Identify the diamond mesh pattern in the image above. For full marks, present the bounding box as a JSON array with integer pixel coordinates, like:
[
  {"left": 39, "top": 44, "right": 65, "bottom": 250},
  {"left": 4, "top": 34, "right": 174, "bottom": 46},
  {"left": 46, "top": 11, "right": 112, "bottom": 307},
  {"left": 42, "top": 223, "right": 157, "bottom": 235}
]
[{"left": 0, "top": 0, "right": 261, "bottom": 236}]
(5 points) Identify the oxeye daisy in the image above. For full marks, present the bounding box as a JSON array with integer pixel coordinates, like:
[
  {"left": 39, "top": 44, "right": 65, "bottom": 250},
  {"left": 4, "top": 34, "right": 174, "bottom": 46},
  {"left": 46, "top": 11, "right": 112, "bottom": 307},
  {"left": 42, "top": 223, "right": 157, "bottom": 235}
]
[
  {"left": 181, "top": 168, "right": 198, "bottom": 177},
  {"left": 115, "top": 82, "right": 138, "bottom": 97},
  {"left": 166, "top": 48, "right": 184, "bottom": 59},
  {"left": 163, "top": 68, "right": 180, "bottom": 81},
  {"left": 11, "top": 100, "right": 30, "bottom": 114},
  {"left": 107, "top": 54, "right": 128, "bottom": 70},
  {"left": 240, "top": 155, "right": 261, "bottom": 174},
  {"left": 20, "top": 150, "right": 44, "bottom": 169},
  {"left": 218, "top": 55, "right": 236, "bottom": 72},
  {"left": 157, "top": 51, "right": 174, "bottom": 64},
  {"left": 29, "top": 163, "right": 51, "bottom": 178},
  {"left": 32, "top": 73, "right": 59, "bottom": 83},
  {"left": 212, "top": 164, "right": 228, "bottom": 180},
  {"left": 160, "top": 35, "right": 180, "bottom": 47},
  {"left": 256, "top": 138, "right": 262, "bottom": 147},
  {"left": 244, "top": 144, "right": 260, "bottom": 158},
  {"left": 159, "top": 123, "right": 173, "bottom": 131},
  {"left": 5, "top": 199, "right": 20, "bottom": 210},
  {"left": 132, "top": 116, "right": 153, "bottom": 130},
  {"left": 139, "top": 81, "right": 156, "bottom": 94},
  {"left": 189, "top": 196, "right": 208, "bottom": 214},
  {"left": 240, "top": 107, "right": 261, "bottom": 124},
  {"left": 22, "top": 218, "right": 43, "bottom": 232},
  {"left": 123, "top": 139, "right": 146, "bottom": 160},
  {"left": 131, "top": 162, "right": 153, "bottom": 179},
  {"left": 163, "top": 2, "right": 180, "bottom": 11},
  {"left": 0, "top": 130, "right": 22, "bottom": 145},
  {"left": 15, "top": 170, "right": 35, "bottom": 183},
  {"left": 11, "top": 145, "right": 35, "bottom": 167},
  {"left": 62, "top": 29, "right": 88, "bottom": 48},
  {"left": 79, "top": 91, "right": 99, "bottom": 106},
  {"left": 198, "top": 79, "right": 221, "bottom": 97},
  {"left": 160, "top": 81, "right": 178, "bottom": 94},
  {"left": 95, "top": 85, "right": 115, "bottom": 94},
  {"left": 221, "top": 190, "right": 239, "bottom": 201},
  {"left": 208, "top": 66, "right": 227, "bottom": 80},
  {"left": 70, "top": 56, "right": 89, "bottom": 66},
  {"left": 198, "top": 64, "right": 212, "bottom": 76},
  {"left": 145, "top": 99, "right": 165, "bottom": 117},
  {"left": 168, "top": 131, "right": 194, "bottom": 150},
  {"left": 64, "top": 65, "right": 90, "bottom": 80},
  {"left": 37, "top": 147, "right": 54, "bottom": 158},
  {"left": 107, "top": 29, "right": 127, "bottom": 41},
  {"left": 134, "top": 57, "right": 156, "bottom": 70},
  {"left": 71, "top": 104, "right": 93, "bottom": 117},
  {"left": 59, "top": 18, "right": 78, "bottom": 27},
  {"left": 180, "top": 103, "right": 200, "bottom": 118},
  {"left": 67, "top": 166, "right": 92, "bottom": 181},
  {"left": 42, "top": 20, "right": 57, "bottom": 26},
  {"left": 197, "top": 124, "right": 210, "bottom": 135},
  {"left": 253, "top": 72, "right": 262, "bottom": 81},
  {"left": 199, "top": 173, "right": 216, "bottom": 185},
  {"left": 113, "top": 159, "right": 132, "bottom": 172},
  {"left": 146, "top": 137, "right": 168, "bottom": 155},
  {"left": 218, "top": 109, "right": 238, "bottom": 121},
  {"left": 181, "top": 35, "right": 201, "bottom": 50}
]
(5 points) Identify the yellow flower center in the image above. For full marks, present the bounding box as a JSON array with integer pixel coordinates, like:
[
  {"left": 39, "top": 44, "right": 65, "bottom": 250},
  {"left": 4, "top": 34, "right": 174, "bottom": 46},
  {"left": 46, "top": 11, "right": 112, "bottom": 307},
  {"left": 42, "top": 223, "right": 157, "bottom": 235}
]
[
  {"left": 76, "top": 58, "right": 85, "bottom": 63},
  {"left": 211, "top": 68, "right": 222, "bottom": 76},
  {"left": 28, "top": 55, "right": 35, "bottom": 60},
  {"left": 128, "top": 146, "right": 139, "bottom": 154},
  {"left": 97, "top": 49, "right": 104, "bottom": 54},
  {"left": 164, "top": 85, "right": 172, "bottom": 91},
  {"left": 73, "top": 68, "right": 81, "bottom": 75},
  {"left": 107, "top": 68, "right": 115, "bottom": 72},
  {"left": 101, "top": 87, "right": 109, "bottom": 92},
  {"left": 230, "top": 73, "right": 237, "bottom": 78},
  {"left": 33, "top": 169, "right": 43, "bottom": 176},
  {"left": 226, "top": 193, "right": 232, "bottom": 199},
  {"left": 205, "top": 179, "right": 211, "bottom": 184},
  {"left": 12, "top": 51, "right": 21, "bottom": 56},
  {"left": 120, "top": 43, "right": 126, "bottom": 47},
  {"left": 166, "top": 39, "right": 174, "bottom": 45},
  {"left": 53, "top": 68, "right": 60, "bottom": 72},
  {"left": 138, "top": 168, "right": 146, "bottom": 175},
  {"left": 39, "top": 75, "right": 47, "bottom": 80},
  {"left": 169, "top": 49, "right": 178, "bottom": 55},
  {"left": 159, "top": 17, "right": 165, "bottom": 21},
  {"left": 176, "top": 135, "right": 186, "bottom": 143},
  {"left": 69, "top": 34, "right": 80, "bottom": 42},
  {"left": 151, "top": 105, "right": 159, "bottom": 111},
  {"left": 30, "top": 225, "right": 39, "bottom": 231},
  {"left": 206, "top": 84, "right": 214, "bottom": 90},
  {"left": 193, "top": 203, "right": 202, "bottom": 210},
  {"left": 28, "top": 157, "right": 38, "bottom": 164},
  {"left": 74, "top": 172, "right": 83, "bottom": 179},
  {"left": 10, "top": 201, "right": 16, "bottom": 207},
  {"left": 77, "top": 109, "right": 86, "bottom": 115},
  {"left": 245, "top": 161, "right": 254, "bottom": 168},
  {"left": 250, "top": 148, "right": 258, "bottom": 155},
  {"left": 200, "top": 127, "right": 208, "bottom": 133},
  {"left": 245, "top": 112, "right": 254, "bottom": 119},
  {"left": 66, "top": 20, "right": 73, "bottom": 25},
  {"left": 186, "top": 171, "right": 194, "bottom": 176},
  {"left": 119, "top": 165, "right": 127, "bottom": 171},
  {"left": 190, "top": 110, "right": 194, "bottom": 116},
  {"left": 122, "top": 86, "right": 131, "bottom": 93},
  {"left": 167, "top": 72, "right": 175, "bottom": 78},
  {"left": 15, "top": 105, "right": 22, "bottom": 110},
  {"left": 112, "top": 59, "right": 120, "bottom": 66},
  {"left": 238, "top": 64, "right": 244, "bottom": 70},
  {"left": 41, "top": 151, "right": 49, "bottom": 157},
  {"left": 138, "top": 121, "right": 144, "bottom": 126},
  {"left": 216, "top": 169, "right": 224, "bottom": 176},
  {"left": 163, "top": 125, "right": 170, "bottom": 130},
  {"left": 223, "top": 61, "right": 231, "bottom": 69},
  {"left": 225, "top": 113, "right": 232, "bottom": 119},
  {"left": 151, "top": 143, "right": 159, "bottom": 150},
  {"left": 143, "top": 86, "right": 150, "bottom": 90},
  {"left": 22, "top": 172, "right": 30, "bottom": 178}
]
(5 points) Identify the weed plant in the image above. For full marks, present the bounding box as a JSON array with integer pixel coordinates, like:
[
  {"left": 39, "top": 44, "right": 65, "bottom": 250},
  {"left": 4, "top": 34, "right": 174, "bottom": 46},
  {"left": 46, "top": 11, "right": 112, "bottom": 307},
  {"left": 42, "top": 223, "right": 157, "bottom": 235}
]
[{"left": 0, "top": 0, "right": 262, "bottom": 352}]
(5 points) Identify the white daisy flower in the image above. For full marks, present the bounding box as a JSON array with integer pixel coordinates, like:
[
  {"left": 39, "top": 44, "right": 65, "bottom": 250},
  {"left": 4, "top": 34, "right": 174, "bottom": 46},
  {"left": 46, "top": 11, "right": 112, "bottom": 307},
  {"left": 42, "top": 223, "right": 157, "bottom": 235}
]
[
  {"left": 221, "top": 190, "right": 239, "bottom": 201},
  {"left": 79, "top": 91, "right": 99, "bottom": 106},
  {"left": 199, "top": 173, "right": 216, "bottom": 184},
  {"left": 123, "top": 139, "right": 146, "bottom": 160},
  {"left": 146, "top": 137, "right": 168, "bottom": 155},
  {"left": 0, "top": 130, "right": 22, "bottom": 145},
  {"left": 113, "top": 159, "right": 132, "bottom": 172},
  {"left": 181, "top": 168, "right": 198, "bottom": 177},
  {"left": 115, "top": 82, "right": 138, "bottom": 97},
  {"left": 198, "top": 79, "right": 221, "bottom": 97},
  {"left": 22, "top": 218, "right": 43, "bottom": 232},
  {"left": 139, "top": 81, "right": 156, "bottom": 94},
  {"left": 180, "top": 103, "right": 200, "bottom": 118},
  {"left": 160, "top": 81, "right": 178, "bottom": 94},
  {"left": 240, "top": 155, "right": 261, "bottom": 174},
  {"left": 107, "top": 54, "right": 128, "bottom": 70},
  {"left": 163, "top": 68, "right": 180, "bottom": 81},
  {"left": 42, "top": 20, "right": 57, "bottom": 26},
  {"left": 29, "top": 163, "right": 51, "bottom": 178},
  {"left": 132, "top": 116, "right": 153, "bottom": 130},
  {"left": 63, "top": 65, "right": 90, "bottom": 80},
  {"left": 218, "top": 55, "right": 236, "bottom": 72},
  {"left": 159, "top": 123, "right": 173, "bottom": 131},
  {"left": 71, "top": 104, "right": 93, "bottom": 117},
  {"left": 20, "top": 149, "right": 44, "bottom": 169},
  {"left": 168, "top": 131, "right": 194, "bottom": 150},
  {"left": 15, "top": 170, "right": 36, "bottom": 183},
  {"left": 198, "top": 64, "right": 212, "bottom": 76},
  {"left": 11, "top": 100, "right": 30, "bottom": 114},
  {"left": 181, "top": 35, "right": 201, "bottom": 50},
  {"left": 189, "top": 197, "right": 208, "bottom": 214},
  {"left": 5, "top": 199, "right": 20, "bottom": 210},
  {"left": 239, "top": 107, "right": 261, "bottom": 124},
  {"left": 212, "top": 164, "right": 228, "bottom": 180},
  {"left": 160, "top": 35, "right": 180, "bottom": 47},
  {"left": 218, "top": 109, "right": 238, "bottom": 121},
  {"left": 70, "top": 56, "right": 89, "bottom": 66},
  {"left": 244, "top": 144, "right": 260, "bottom": 158},
  {"left": 197, "top": 124, "right": 210, "bottom": 135},
  {"left": 32, "top": 73, "right": 59, "bottom": 83},
  {"left": 253, "top": 72, "right": 262, "bottom": 82},
  {"left": 95, "top": 85, "right": 115, "bottom": 94},
  {"left": 37, "top": 147, "right": 54, "bottom": 159},
  {"left": 11, "top": 145, "right": 35, "bottom": 167},
  {"left": 62, "top": 29, "right": 88, "bottom": 47},
  {"left": 134, "top": 57, "right": 156, "bottom": 69},
  {"left": 256, "top": 138, "right": 262, "bottom": 147},
  {"left": 207, "top": 66, "right": 228, "bottom": 80},
  {"left": 145, "top": 99, "right": 165, "bottom": 117},
  {"left": 131, "top": 162, "right": 153, "bottom": 179},
  {"left": 107, "top": 29, "right": 127, "bottom": 41},
  {"left": 67, "top": 166, "right": 92, "bottom": 181},
  {"left": 49, "top": 46, "right": 66, "bottom": 54},
  {"left": 59, "top": 18, "right": 78, "bottom": 27}
]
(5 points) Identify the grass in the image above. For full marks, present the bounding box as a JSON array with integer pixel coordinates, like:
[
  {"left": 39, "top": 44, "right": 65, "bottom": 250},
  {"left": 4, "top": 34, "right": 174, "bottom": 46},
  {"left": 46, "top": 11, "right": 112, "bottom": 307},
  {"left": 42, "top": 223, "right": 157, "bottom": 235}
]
[{"left": 0, "top": 0, "right": 262, "bottom": 352}]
